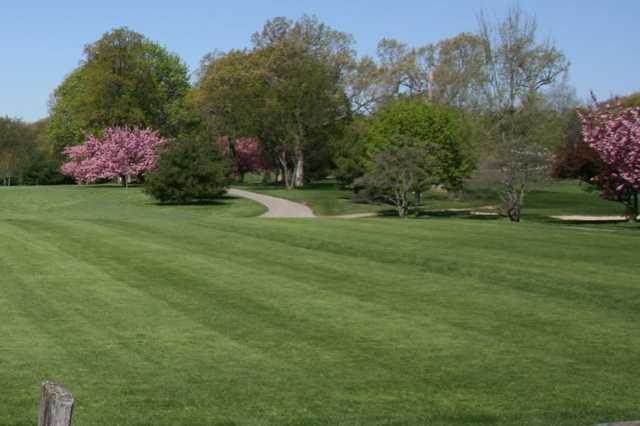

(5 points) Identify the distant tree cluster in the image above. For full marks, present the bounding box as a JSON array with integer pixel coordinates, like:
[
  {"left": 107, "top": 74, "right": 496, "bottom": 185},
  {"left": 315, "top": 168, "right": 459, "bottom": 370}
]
[{"left": 0, "top": 117, "right": 66, "bottom": 186}]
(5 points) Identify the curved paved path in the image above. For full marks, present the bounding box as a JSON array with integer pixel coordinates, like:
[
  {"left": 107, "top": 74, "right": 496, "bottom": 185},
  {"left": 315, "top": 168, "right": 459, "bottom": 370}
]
[{"left": 228, "top": 188, "right": 316, "bottom": 218}]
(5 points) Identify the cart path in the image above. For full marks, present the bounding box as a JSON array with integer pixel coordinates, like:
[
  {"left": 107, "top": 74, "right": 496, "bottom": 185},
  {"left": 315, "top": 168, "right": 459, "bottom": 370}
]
[{"left": 228, "top": 188, "right": 316, "bottom": 218}]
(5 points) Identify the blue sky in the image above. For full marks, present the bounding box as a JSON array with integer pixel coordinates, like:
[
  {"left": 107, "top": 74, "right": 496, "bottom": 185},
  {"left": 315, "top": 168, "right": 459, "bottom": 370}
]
[{"left": 1, "top": 0, "right": 638, "bottom": 122}]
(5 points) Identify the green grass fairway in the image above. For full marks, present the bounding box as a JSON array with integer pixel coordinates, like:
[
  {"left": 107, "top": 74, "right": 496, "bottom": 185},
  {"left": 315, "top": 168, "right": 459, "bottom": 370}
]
[
  {"left": 1, "top": 185, "right": 639, "bottom": 425},
  {"left": 239, "top": 180, "right": 386, "bottom": 216},
  {"left": 241, "top": 179, "right": 628, "bottom": 218}
]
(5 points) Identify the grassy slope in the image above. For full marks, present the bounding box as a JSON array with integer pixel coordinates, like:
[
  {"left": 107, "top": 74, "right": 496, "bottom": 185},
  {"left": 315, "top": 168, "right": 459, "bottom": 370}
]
[{"left": 1, "top": 185, "right": 639, "bottom": 426}]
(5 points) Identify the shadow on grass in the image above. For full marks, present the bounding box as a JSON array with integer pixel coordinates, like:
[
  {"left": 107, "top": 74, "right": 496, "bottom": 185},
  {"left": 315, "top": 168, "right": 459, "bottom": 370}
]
[
  {"left": 413, "top": 208, "right": 502, "bottom": 220},
  {"left": 239, "top": 181, "right": 339, "bottom": 191},
  {"left": 149, "top": 196, "right": 235, "bottom": 207},
  {"left": 76, "top": 184, "right": 143, "bottom": 189}
]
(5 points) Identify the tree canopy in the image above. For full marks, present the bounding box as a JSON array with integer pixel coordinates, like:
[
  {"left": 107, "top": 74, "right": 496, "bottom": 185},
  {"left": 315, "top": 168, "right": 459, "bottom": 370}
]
[
  {"left": 367, "top": 99, "right": 475, "bottom": 190},
  {"left": 192, "top": 16, "right": 353, "bottom": 189},
  {"left": 48, "top": 27, "right": 189, "bottom": 155}
]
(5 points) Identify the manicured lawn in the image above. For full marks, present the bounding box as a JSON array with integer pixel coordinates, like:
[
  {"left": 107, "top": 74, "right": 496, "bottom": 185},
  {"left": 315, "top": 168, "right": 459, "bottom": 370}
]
[
  {"left": 1, "top": 185, "right": 639, "bottom": 425},
  {"left": 242, "top": 178, "right": 627, "bottom": 219},
  {"left": 239, "top": 180, "right": 386, "bottom": 216}
]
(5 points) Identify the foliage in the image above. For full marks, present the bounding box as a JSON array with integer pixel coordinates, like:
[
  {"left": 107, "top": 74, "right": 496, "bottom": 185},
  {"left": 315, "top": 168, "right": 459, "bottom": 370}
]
[
  {"left": 0, "top": 117, "right": 31, "bottom": 186},
  {"left": 578, "top": 98, "right": 640, "bottom": 219},
  {"left": 0, "top": 117, "right": 68, "bottom": 186},
  {"left": 620, "top": 91, "right": 640, "bottom": 108},
  {"left": 193, "top": 16, "right": 353, "bottom": 189},
  {"left": 553, "top": 140, "right": 605, "bottom": 181},
  {"left": 494, "top": 135, "right": 551, "bottom": 222},
  {"left": 0, "top": 117, "right": 45, "bottom": 186},
  {"left": 554, "top": 92, "right": 640, "bottom": 182},
  {"left": 332, "top": 117, "right": 372, "bottom": 187},
  {"left": 48, "top": 28, "right": 189, "bottom": 155},
  {"left": 22, "top": 151, "right": 71, "bottom": 185},
  {"left": 367, "top": 99, "right": 475, "bottom": 190},
  {"left": 60, "top": 127, "right": 167, "bottom": 186},
  {"left": 355, "top": 143, "right": 439, "bottom": 218},
  {"left": 431, "top": 33, "right": 488, "bottom": 109},
  {"left": 475, "top": 6, "right": 569, "bottom": 222},
  {"left": 219, "top": 138, "right": 266, "bottom": 181},
  {"left": 145, "top": 136, "right": 232, "bottom": 203},
  {"left": 355, "top": 32, "right": 487, "bottom": 110},
  {"left": 478, "top": 5, "right": 569, "bottom": 112}
]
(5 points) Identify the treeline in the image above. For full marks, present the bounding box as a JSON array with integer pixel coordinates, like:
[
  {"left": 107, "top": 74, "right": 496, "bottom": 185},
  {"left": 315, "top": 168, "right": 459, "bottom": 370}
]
[
  {"left": 3, "top": 5, "right": 635, "bottom": 217},
  {"left": 0, "top": 117, "right": 68, "bottom": 186}
]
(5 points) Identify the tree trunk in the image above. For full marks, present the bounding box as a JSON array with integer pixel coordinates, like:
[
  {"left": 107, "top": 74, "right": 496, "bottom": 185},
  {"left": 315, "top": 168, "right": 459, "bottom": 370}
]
[
  {"left": 285, "top": 169, "right": 293, "bottom": 189},
  {"left": 632, "top": 190, "right": 639, "bottom": 222},
  {"left": 397, "top": 194, "right": 409, "bottom": 219},
  {"left": 262, "top": 170, "right": 273, "bottom": 184},
  {"left": 508, "top": 202, "right": 521, "bottom": 222},
  {"left": 279, "top": 152, "right": 294, "bottom": 190},
  {"left": 293, "top": 146, "right": 304, "bottom": 188},
  {"left": 415, "top": 190, "right": 422, "bottom": 207}
]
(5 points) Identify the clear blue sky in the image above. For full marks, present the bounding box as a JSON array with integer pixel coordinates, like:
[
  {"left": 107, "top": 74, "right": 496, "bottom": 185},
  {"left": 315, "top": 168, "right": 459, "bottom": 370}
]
[{"left": 1, "top": 0, "right": 638, "bottom": 122}]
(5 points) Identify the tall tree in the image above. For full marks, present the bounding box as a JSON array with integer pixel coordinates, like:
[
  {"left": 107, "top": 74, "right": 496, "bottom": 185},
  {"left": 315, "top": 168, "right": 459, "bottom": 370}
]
[
  {"left": 477, "top": 5, "right": 570, "bottom": 221},
  {"left": 375, "top": 38, "right": 434, "bottom": 100},
  {"left": 253, "top": 16, "right": 353, "bottom": 188},
  {"left": 431, "top": 33, "right": 488, "bottom": 109},
  {"left": 478, "top": 6, "right": 569, "bottom": 112},
  {"left": 48, "top": 28, "right": 189, "bottom": 155},
  {"left": 194, "top": 16, "right": 353, "bottom": 189}
]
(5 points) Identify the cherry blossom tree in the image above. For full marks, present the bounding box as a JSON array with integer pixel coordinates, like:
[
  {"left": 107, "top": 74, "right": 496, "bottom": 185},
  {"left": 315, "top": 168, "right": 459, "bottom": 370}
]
[
  {"left": 219, "top": 137, "right": 266, "bottom": 182},
  {"left": 61, "top": 127, "right": 168, "bottom": 187},
  {"left": 578, "top": 98, "right": 640, "bottom": 220}
]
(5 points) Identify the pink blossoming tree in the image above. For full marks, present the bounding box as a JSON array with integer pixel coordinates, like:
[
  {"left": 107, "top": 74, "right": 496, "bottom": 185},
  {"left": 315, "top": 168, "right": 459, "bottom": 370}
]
[
  {"left": 578, "top": 97, "right": 640, "bottom": 220},
  {"left": 219, "top": 137, "right": 266, "bottom": 182},
  {"left": 61, "top": 127, "right": 168, "bottom": 187}
]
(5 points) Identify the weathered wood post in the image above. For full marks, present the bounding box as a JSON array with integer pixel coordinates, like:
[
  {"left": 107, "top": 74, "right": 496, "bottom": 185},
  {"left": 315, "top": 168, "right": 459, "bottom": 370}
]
[{"left": 38, "top": 381, "right": 75, "bottom": 426}]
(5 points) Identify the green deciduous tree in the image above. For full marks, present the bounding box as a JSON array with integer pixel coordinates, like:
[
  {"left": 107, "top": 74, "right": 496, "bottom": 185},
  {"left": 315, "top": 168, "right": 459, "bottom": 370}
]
[
  {"left": 356, "top": 143, "right": 439, "bottom": 218},
  {"left": 367, "top": 99, "right": 475, "bottom": 192},
  {"left": 48, "top": 27, "right": 190, "bottom": 155},
  {"left": 193, "top": 16, "right": 353, "bottom": 189}
]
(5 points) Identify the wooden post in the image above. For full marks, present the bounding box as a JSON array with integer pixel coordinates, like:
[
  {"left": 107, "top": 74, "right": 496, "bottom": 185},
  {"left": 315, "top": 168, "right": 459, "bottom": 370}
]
[{"left": 38, "top": 381, "right": 75, "bottom": 426}]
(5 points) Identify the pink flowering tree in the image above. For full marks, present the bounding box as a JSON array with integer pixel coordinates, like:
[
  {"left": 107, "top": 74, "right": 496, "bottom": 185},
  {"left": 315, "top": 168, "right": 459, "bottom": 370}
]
[
  {"left": 61, "top": 127, "right": 168, "bottom": 187},
  {"left": 578, "top": 97, "right": 640, "bottom": 220},
  {"left": 219, "top": 137, "right": 266, "bottom": 182}
]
